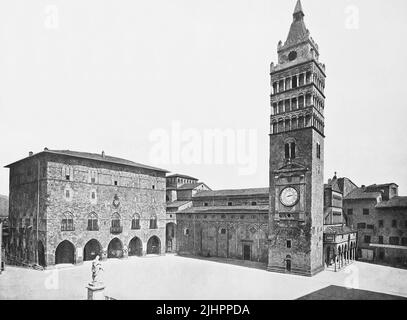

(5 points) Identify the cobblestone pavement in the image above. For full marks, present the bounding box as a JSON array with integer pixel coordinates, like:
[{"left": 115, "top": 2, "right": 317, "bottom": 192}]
[{"left": 0, "top": 255, "right": 406, "bottom": 300}]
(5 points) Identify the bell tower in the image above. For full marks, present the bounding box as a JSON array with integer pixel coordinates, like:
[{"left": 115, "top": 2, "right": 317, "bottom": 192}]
[{"left": 268, "top": 0, "right": 326, "bottom": 276}]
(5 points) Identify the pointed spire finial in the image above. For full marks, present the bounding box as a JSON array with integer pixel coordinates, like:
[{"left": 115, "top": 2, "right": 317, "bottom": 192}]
[{"left": 293, "top": 0, "right": 305, "bottom": 20}]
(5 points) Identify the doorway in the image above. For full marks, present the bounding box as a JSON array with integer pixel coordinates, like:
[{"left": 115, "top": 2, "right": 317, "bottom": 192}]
[
  {"left": 243, "top": 244, "right": 251, "bottom": 261},
  {"left": 286, "top": 259, "right": 292, "bottom": 272}
]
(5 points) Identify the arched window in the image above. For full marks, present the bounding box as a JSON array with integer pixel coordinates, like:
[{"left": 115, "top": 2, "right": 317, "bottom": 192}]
[
  {"left": 87, "top": 212, "right": 98, "bottom": 231},
  {"left": 111, "top": 213, "right": 122, "bottom": 234},
  {"left": 272, "top": 122, "right": 277, "bottom": 134},
  {"left": 111, "top": 213, "right": 120, "bottom": 227},
  {"left": 149, "top": 215, "right": 157, "bottom": 229},
  {"left": 132, "top": 213, "right": 141, "bottom": 230},
  {"left": 292, "top": 76, "right": 298, "bottom": 88},
  {"left": 284, "top": 141, "right": 296, "bottom": 160},
  {"left": 61, "top": 212, "right": 74, "bottom": 231}
]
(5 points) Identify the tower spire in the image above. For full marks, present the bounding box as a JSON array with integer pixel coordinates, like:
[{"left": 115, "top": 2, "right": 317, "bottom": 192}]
[{"left": 293, "top": 0, "right": 305, "bottom": 20}]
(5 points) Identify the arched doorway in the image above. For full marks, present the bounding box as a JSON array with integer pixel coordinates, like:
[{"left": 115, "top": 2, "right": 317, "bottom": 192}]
[
  {"left": 128, "top": 237, "right": 143, "bottom": 256},
  {"left": 285, "top": 255, "right": 292, "bottom": 272},
  {"left": 38, "top": 241, "right": 46, "bottom": 267},
  {"left": 83, "top": 239, "right": 102, "bottom": 261},
  {"left": 108, "top": 238, "right": 123, "bottom": 258},
  {"left": 326, "top": 246, "right": 331, "bottom": 266},
  {"left": 55, "top": 240, "right": 75, "bottom": 264},
  {"left": 147, "top": 236, "right": 161, "bottom": 255},
  {"left": 166, "top": 223, "right": 176, "bottom": 253}
]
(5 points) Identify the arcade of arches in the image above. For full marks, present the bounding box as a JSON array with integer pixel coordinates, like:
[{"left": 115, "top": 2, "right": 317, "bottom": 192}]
[
  {"left": 51, "top": 235, "right": 164, "bottom": 266},
  {"left": 324, "top": 240, "right": 357, "bottom": 272}
]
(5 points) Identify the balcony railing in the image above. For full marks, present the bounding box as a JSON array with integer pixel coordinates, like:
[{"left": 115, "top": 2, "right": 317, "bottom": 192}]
[
  {"left": 87, "top": 225, "right": 99, "bottom": 231},
  {"left": 61, "top": 225, "right": 75, "bottom": 232},
  {"left": 110, "top": 226, "right": 123, "bottom": 234}
]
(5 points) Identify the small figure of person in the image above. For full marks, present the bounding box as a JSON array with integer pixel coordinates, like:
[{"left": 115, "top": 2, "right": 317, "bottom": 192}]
[{"left": 91, "top": 255, "right": 103, "bottom": 285}]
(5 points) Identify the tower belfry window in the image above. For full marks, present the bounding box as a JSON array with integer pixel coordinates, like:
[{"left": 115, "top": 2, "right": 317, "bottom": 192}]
[
  {"left": 292, "top": 76, "right": 298, "bottom": 88},
  {"left": 290, "top": 142, "right": 296, "bottom": 159},
  {"left": 285, "top": 142, "right": 296, "bottom": 160}
]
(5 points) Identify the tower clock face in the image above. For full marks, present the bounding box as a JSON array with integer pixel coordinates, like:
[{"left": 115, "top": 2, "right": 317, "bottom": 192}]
[
  {"left": 280, "top": 187, "right": 299, "bottom": 207},
  {"left": 288, "top": 51, "right": 297, "bottom": 61}
]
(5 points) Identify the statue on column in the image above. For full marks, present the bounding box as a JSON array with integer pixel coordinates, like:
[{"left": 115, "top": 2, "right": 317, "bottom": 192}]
[{"left": 90, "top": 255, "right": 104, "bottom": 286}]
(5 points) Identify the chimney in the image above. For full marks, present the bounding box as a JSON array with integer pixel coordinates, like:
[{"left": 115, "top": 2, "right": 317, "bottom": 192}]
[
  {"left": 44, "top": 147, "right": 49, "bottom": 151},
  {"left": 101, "top": 151, "right": 105, "bottom": 158},
  {"left": 29, "top": 151, "right": 33, "bottom": 157},
  {"left": 361, "top": 185, "right": 366, "bottom": 189}
]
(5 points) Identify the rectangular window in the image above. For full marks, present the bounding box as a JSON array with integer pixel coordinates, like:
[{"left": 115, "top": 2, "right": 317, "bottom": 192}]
[
  {"left": 364, "top": 235, "right": 371, "bottom": 244},
  {"left": 379, "top": 220, "right": 384, "bottom": 228},
  {"left": 251, "top": 202, "right": 257, "bottom": 206},
  {"left": 367, "top": 224, "right": 374, "bottom": 230},
  {"left": 389, "top": 237, "right": 400, "bottom": 245},
  {"left": 287, "top": 240, "right": 292, "bottom": 249},
  {"left": 402, "top": 238, "right": 407, "bottom": 246},
  {"left": 114, "top": 180, "right": 118, "bottom": 186},
  {"left": 228, "top": 202, "right": 233, "bottom": 207},
  {"left": 357, "top": 223, "right": 366, "bottom": 229},
  {"left": 363, "top": 209, "right": 369, "bottom": 215},
  {"left": 378, "top": 236, "right": 384, "bottom": 244},
  {"left": 316, "top": 143, "right": 321, "bottom": 159},
  {"left": 347, "top": 209, "right": 353, "bottom": 216},
  {"left": 204, "top": 202, "right": 209, "bottom": 207},
  {"left": 392, "top": 220, "right": 397, "bottom": 228}
]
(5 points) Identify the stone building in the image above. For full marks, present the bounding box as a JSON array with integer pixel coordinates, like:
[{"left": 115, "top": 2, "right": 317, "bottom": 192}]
[
  {"left": 0, "top": 195, "right": 8, "bottom": 273},
  {"left": 268, "top": 0, "right": 326, "bottom": 276},
  {"left": 344, "top": 183, "right": 407, "bottom": 267},
  {"left": 176, "top": 188, "right": 269, "bottom": 263},
  {"left": 323, "top": 175, "right": 357, "bottom": 272},
  {"left": 5, "top": 149, "right": 168, "bottom": 267},
  {"left": 165, "top": 174, "right": 211, "bottom": 253}
]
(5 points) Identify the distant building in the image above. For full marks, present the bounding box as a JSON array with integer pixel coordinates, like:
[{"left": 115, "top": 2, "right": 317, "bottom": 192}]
[
  {"left": 165, "top": 174, "right": 211, "bottom": 253},
  {"left": 344, "top": 183, "right": 407, "bottom": 267},
  {"left": 5, "top": 149, "right": 168, "bottom": 267},
  {"left": 0, "top": 195, "right": 8, "bottom": 273},
  {"left": 323, "top": 175, "right": 358, "bottom": 271},
  {"left": 176, "top": 188, "right": 269, "bottom": 263}
]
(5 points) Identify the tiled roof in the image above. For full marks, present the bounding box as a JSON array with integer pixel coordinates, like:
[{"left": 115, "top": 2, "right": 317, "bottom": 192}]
[
  {"left": 178, "top": 205, "right": 269, "bottom": 215},
  {"left": 178, "top": 183, "right": 205, "bottom": 190},
  {"left": 324, "top": 225, "right": 356, "bottom": 235},
  {"left": 166, "top": 174, "right": 198, "bottom": 181},
  {"left": 5, "top": 149, "right": 168, "bottom": 173},
  {"left": 193, "top": 188, "right": 269, "bottom": 198},
  {"left": 0, "top": 195, "right": 8, "bottom": 218},
  {"left": 166, "top": 201, "right": 192, "bottom": 209},
  {"left": 326, "top": 177, "right": 342, "bottom": 193},
  {"left": 376, "top": 197, "right": 407, "bottom": 209},
  {"left": 343, "top": 188, "right": 381, "bottom": 201},
  {"left": 367, "top": 183, "right": 398, "bottom": 188}
]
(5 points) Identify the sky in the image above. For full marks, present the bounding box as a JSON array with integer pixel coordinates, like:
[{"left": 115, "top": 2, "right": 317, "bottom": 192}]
[{"left": 0, "top": 0, "right": 406, "bottom": 196}]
